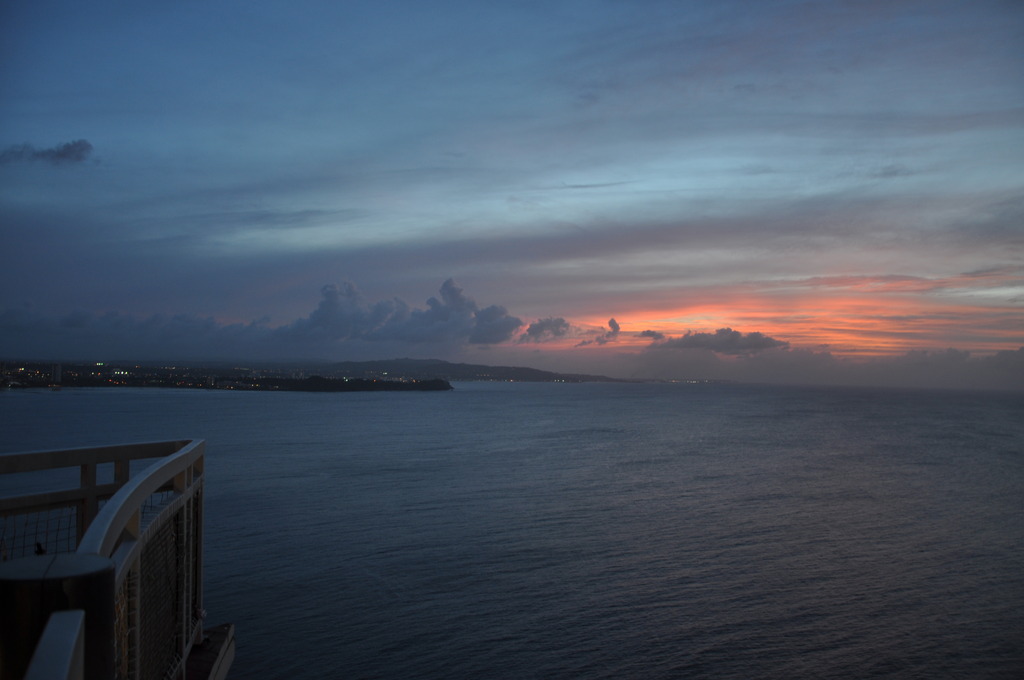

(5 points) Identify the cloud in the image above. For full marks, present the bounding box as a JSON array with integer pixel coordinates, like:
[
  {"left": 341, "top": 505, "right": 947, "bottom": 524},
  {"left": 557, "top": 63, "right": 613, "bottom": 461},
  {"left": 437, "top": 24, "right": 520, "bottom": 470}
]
[
  {"left": 870, "top": 164, "right": 914, "bottom": 178},
  {"left": 0, "top": 306, "right": 274, "bottom": 361},
  {"left": 813, "top": 346, "right": 1024, "bottom": 391},
  {"left": 519, "top": 317, "right": 571, "bottom": 343},
  {"left": 0, "top": 279, "right": 522, "bottom": 361},
  {"left": 280, "top": 281, "right": 398, "bottom": 343},
  {"left": 280, "top": 278, "right": 522, "bottom": 347},
  {"left": 576, "top": 317, "right": 621, "bottom": 346},
  {"left": 542, "top": 181, "right": 636, "bottom": 190},
  {"left": 0, "top": 140, "right": 93, "bottom": 165},
  {"left": 648, "top": 327, "right": 789, "bottom": 355},
  {"left": 639, "top": 329, "right": 666, "bottom": 341},
  {"left": 986, "top": 346, "right": 1024, "bottom": 378},
  {"left": 627, "top": 341, "right": 1024, "bottom": 391},
  {"left": 470, "top": 303, "right": 524, "bottom": 344}
]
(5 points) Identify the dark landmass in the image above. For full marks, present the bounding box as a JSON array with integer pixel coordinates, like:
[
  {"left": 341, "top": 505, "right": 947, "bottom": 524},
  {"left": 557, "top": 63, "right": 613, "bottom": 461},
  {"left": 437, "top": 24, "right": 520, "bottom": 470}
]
[
  {"left": 248, "top": 376, "right": 453, "bottom": 392},
  {"left": 0, "top": 358, "right": 619, "bottom": 391},
  {"left": 0, "top": 362, "right": 452, "bottom": 391},
  {"left": 325, "top": 358, "right": 619, "bottom": 383}
]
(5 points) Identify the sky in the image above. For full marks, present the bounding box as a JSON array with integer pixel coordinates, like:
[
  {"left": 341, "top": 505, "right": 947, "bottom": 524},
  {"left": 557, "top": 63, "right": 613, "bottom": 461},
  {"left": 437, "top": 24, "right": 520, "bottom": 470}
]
[{"left": 1, "top": 0, "right": 1022, "bottom": 390}]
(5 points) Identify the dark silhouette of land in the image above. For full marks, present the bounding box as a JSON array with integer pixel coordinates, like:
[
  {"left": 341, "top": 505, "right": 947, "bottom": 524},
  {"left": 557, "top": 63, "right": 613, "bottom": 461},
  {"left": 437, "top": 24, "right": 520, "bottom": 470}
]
[
  {"left": 1, "top": 358, "right": 620, "bottom": 391},
  {"left": 250, "top": 376, "right": 454, "bottom": 392},
  {"left": 327, "top": 358, "right": 616, "bottom": 383}
]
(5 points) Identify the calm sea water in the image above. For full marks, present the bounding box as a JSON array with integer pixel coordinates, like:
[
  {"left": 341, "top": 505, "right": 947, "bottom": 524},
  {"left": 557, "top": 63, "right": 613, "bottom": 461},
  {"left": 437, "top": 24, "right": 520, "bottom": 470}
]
[{"left": 2, "top": 382, "right": 1023, "bottom": 678}]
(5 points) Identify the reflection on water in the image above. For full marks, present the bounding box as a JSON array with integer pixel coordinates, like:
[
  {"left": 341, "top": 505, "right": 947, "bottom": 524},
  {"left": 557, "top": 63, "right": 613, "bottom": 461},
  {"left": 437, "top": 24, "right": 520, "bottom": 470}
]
[{"left": 2, "top": 383, "right": 1022, "bottom": 678}]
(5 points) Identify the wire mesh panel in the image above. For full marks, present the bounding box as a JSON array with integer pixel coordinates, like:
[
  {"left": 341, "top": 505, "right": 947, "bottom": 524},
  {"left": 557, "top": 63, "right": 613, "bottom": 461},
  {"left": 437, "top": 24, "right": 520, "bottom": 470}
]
[
  {"left": 114, "top": 567, "right": 138, "bottom": 680},
  {"left": 190, "top": 487, "right": 203, "bottom": 634},
  {"left": 0, "top": 505, "right": 79, "bottom": 560},
  {"left": 141, "top": 489, "right": 177, "bottom": 526},
  {"left": 138, "top": 509, "right": 184, "bottom": 680},
  {"left": 1, "top": 440, "right": 211, "bottom": 680}
]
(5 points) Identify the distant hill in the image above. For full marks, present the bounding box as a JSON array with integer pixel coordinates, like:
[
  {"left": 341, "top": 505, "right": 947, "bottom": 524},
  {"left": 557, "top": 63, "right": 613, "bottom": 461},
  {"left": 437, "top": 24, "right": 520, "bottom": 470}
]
[
  {"left": 325, "top": 358, "right": 619, "bottom": 383},
  {"left": 1, "top": 357, "right": 622, "bottom": 386}
]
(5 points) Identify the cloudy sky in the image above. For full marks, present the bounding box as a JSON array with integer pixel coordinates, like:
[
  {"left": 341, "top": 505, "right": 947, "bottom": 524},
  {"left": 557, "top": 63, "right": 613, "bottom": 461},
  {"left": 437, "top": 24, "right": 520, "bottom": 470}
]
[{"left": 2, "top": 0, "right": 1022, "bottom": 389}]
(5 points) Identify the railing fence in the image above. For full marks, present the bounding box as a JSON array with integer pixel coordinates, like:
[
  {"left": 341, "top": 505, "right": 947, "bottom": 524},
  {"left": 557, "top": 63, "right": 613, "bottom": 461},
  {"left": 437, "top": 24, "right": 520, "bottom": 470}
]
[{"left": 0, "top": 440, "right": 207, "bottom": 680}]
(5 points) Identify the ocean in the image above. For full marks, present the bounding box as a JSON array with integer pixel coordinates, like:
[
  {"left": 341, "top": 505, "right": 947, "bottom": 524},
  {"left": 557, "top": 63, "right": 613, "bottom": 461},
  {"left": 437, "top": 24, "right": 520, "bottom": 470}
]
[{"left": 2, "top": 381, "right": 1023, "bottom": 678}]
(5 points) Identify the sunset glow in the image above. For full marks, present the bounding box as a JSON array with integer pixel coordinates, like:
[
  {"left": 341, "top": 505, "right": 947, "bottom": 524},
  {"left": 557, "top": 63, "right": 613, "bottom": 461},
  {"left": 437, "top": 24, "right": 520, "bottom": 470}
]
[{"left": 1, "top": 0, "right": 1021, "bottom": 389}]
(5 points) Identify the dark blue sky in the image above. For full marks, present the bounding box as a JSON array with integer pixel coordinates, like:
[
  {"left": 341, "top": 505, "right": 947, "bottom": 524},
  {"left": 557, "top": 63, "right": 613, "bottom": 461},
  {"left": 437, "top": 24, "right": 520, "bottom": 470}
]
[{"left": 2, "top": 0, "right": 1022, "bottom": 388}]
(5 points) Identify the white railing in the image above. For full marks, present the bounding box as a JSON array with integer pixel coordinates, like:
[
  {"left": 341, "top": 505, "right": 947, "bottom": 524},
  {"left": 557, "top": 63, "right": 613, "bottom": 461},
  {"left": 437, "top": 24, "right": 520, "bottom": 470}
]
[
  {"left": 23, "top": 610, "right": 85, "bottom": 680},
  {"left": 0, "top": 440, "right": 222, "bottom": 680}
]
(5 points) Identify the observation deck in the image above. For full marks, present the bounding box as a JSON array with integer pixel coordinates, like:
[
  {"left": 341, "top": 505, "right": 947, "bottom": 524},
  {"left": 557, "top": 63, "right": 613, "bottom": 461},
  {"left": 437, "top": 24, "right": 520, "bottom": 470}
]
[{"left": 0, "top": 440, "right": 234, "bottom": 680}]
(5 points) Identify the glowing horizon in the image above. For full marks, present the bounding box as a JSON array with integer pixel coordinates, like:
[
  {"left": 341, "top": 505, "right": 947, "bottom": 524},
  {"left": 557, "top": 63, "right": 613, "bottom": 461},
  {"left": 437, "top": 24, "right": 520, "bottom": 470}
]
[{"left": 1, "top": 1, "right": 1021, "bottom": 389}]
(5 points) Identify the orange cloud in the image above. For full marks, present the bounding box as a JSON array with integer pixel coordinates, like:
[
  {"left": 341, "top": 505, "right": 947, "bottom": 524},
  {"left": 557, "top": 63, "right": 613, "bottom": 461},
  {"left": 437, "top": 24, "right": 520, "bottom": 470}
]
[{"left": 570, "top": 269, "right": 1023, "bottom": 357}]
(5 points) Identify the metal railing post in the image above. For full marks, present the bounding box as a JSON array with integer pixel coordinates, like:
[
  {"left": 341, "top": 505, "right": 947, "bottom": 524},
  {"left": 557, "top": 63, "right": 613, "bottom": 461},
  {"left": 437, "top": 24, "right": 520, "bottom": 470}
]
[
  {"left": 0, "top": 554, "right": 114, "bottom": 680},
  {"left": 23, "top": 610, "right": 85, "bottom": 680},
  {"left": 0, "top": 440, "right": 229, "bottom": 680}
]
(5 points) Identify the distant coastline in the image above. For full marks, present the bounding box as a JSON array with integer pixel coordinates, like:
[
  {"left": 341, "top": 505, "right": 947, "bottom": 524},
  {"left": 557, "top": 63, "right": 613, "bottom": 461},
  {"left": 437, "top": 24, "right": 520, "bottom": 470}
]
[
  {"left": 0, "top": 358, "right": 629, "bottom": 391},
  {"left": 229, "top": 376, "right": 455, "bottom": 392}
]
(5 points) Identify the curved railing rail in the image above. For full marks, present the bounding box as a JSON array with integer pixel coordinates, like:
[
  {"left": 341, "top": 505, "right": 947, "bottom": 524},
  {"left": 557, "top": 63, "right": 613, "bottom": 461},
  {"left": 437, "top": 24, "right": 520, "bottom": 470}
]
[
  {"left": 78, "top": 439, "right": 203, "bottom": 560},
  {"left": 0, "top": 440, "right": 228, "bottom": 680}
]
